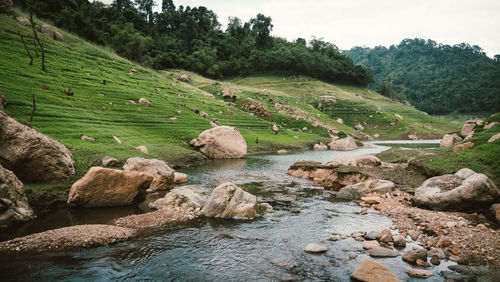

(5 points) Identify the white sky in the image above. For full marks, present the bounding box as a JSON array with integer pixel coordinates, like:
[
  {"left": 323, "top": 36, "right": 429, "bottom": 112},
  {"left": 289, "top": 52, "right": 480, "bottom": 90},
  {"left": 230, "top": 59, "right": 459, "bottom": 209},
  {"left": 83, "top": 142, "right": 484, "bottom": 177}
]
[{"left": 98, "top": 0, "right": 500, "bottom": 57}]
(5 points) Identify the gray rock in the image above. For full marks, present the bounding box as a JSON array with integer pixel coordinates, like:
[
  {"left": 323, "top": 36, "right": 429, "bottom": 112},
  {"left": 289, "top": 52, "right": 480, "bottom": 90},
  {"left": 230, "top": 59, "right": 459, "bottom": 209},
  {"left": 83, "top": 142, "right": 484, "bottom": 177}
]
[
  {"left": 138, "top": 98, "right": 152, "bottom": 106},
  {"left": 150, "top": 185, "right": 211, "bottom": 211},
  {"left": 448, "top": 265, "right": 489, "bottom": 275},
  {"left": 415, "top": 168, "right": 500, "bottom": 211},
  {"left": 402, "top": 248, "right": 427, "bottom": 264},
  {"left": 336, "top": 179, "right": 394, "bottom": 201},
  {"left": 369, "top": 247, "right": 399, "bottom": 257},
  {"left": 393, "top": 235, "right": 406, "bottom": 247},
  {"left": 304, "top": 243, "right": 327, "bottom": 253},
  {"left": 123, "top": 157, "right": 175, "bottom": 192},
  {"left": 102, "top": 156, "right": 119, "bottom": 167},
  {"left": 0, "top": 164, "right": 35, "bottom": 228},
  {"left": 364, "top": 231, "right": 379, "bottom": 240}
]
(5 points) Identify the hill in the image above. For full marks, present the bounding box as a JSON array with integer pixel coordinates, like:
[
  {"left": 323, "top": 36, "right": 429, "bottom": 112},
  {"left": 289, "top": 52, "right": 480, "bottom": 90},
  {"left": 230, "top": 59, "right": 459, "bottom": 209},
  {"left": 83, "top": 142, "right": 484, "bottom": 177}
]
[
  {"left": 344, "top": 38, "right": 500, "bottom": 115},
  {"left": 0, "top": 11, "right": 457, "bottom": 202}
]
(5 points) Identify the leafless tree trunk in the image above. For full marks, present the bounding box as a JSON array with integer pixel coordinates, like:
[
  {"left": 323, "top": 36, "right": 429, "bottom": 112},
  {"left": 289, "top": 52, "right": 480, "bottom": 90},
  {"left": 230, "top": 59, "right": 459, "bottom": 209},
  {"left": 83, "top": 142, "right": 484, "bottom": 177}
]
[
  {"left": 29, "top": 11, "right": 45, "bottom": 72},
  {"left": 18, "top": 32, "right": 33, "bottom": 66},
  {"left": 29, "top": 95, "right": 36, "bottom": 123}
]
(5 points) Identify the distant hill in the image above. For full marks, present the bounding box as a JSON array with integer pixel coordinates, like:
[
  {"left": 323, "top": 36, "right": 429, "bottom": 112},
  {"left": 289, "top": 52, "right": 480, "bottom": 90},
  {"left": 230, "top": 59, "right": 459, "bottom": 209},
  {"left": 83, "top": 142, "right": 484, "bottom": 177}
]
[{"left": 344, "top": 38, "right": 500, "bottom": 115}]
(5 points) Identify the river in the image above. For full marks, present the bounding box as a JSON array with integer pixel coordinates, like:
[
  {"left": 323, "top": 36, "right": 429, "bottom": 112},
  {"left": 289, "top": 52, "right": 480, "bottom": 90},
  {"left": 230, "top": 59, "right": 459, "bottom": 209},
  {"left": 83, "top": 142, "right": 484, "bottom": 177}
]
[{"left": 1, "top": 141, "right": 455, "bottom": 281}]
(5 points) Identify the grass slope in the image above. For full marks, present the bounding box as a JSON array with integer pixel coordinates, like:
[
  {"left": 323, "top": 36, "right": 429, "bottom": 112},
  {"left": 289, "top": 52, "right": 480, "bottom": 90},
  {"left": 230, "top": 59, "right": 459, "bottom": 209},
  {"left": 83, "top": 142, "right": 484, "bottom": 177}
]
[{"left": 0, "top": 11, "right": 457, "bottom": 201}]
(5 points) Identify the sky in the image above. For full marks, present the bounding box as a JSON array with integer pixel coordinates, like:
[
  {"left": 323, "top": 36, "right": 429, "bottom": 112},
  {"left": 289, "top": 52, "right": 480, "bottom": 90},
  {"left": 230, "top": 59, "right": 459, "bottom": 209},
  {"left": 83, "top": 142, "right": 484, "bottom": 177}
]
[{"left": 98, "top": 0, "right": 500, "bottom": 57}]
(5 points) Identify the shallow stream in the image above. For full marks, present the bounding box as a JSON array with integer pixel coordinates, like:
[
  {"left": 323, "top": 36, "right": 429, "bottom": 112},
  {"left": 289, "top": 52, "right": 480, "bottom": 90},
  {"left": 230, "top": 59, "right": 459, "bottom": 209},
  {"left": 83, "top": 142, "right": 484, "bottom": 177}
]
[{"left": 1, "top": 141, "right": 454, "bottom": 281}]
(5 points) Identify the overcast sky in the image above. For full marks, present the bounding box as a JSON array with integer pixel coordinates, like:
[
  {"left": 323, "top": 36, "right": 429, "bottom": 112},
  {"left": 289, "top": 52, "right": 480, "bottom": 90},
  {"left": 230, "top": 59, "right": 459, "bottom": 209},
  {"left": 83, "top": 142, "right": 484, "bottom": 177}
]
[{"left": 99, "top": 0, "right": 500, "bottom": 57}]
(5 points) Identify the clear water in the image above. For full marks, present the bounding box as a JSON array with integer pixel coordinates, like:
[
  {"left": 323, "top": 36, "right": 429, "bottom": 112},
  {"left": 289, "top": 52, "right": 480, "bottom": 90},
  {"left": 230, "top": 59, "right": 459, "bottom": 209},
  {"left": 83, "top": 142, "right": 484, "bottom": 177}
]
[{"left": 0, "top": 142, "right": 454, "bottom": 281}]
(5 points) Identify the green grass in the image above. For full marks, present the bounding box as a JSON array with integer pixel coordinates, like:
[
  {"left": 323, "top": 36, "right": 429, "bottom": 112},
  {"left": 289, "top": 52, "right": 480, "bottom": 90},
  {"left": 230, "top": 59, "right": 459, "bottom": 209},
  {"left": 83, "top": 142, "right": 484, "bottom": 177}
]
[{"left": 0, "top": 11, "right": 460, "bottom": 201}]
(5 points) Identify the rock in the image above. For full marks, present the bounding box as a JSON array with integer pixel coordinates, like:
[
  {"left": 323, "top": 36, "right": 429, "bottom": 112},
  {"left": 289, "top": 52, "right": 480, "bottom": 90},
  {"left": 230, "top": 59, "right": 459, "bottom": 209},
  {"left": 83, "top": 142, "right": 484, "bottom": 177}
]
[
  {"left": 102, "top": 156, "right": 119, "bottom": 167},
  {"left": 377, "top": 229, "right": 392, "bottom": 240},
  {"left": 150, "top": 185, "right": 211, "bottom": 211},
  {"left": 361, "top": 196, "right": 382, "bottom": 204},
  {"left": 0, "top": 111, "right": 76, "bottom": 183},
  {"left": 393, "top": 235, "right": 406, "bottom": 247},
  {"left": 221, "top": 88, "right": 234, "bottom": 99},
  {"left": 373, "top": 134, "right": 380, "bottom": 138},
  {"left": 173, "top": 172, "right": 188, "bottom": 184},
  {"left": 53, "top": 30, "right": 63, "bottom": 41},
  {"left": 408, "top": 134, "right": 418, "bottom": 140},
  {"left": 351, "top": 258, "right": 400, "bottom": 282},
  {"left": 40, "top": 24, "right": 54, "bottom": 38},
  {"left": 328, "top": 136, "right": 358, "bottom": 151},
  {"left": 414, "top": 168, "right": 500, "bottom": 211},
  {"left": 178, "top": 74, "right": 189, "bottom": 82},
  {"left": 453, "top": 141, "right": 474, "bottom": 152},
  {"left": 394, "top": 114, "right": 403, "bottom": 120},
  {"left": 190, "top": 126, "right": 247, "bottom": 159},
  {"left": 327, "top": 236, "right": 338, "bottom": 241},
  {"left": 0, "top": 164, "right": 35, "bottom": 228},
  {"left": 16, "top": 16, "right": 31, "bottom": 26},
  {"left": 202, "top": 182, "right": 272, "bottom": 219},
  {"left": 364, "top": 231, "right": 378, "bottom": 240},
  {"left": 304, "top": 243, "right": 327, "bottom": 253},
  {"left": 440, "top": 133, "right": 462, "bottom": 147},
  {"left": 407, "top": 269, "right": 433, "bottom": 278},
  {"left": 363, "top": 241, "right": 380, "bottom": 250},
  {"left": 135, "top": 145, "right": 148, "bottom": 154},
  {"left": 416, "top": 259, "right": 431, "bottom": 267},
  {"left": 198, "top": 111, "right": 208, "bottom": 118},
  {"left": 484, "top": 122, "right": 497, "bottom": 129},
  {"left": 0, "top": 91, "right": 7, "bottom": 110},
  {"left": 67, "top": 167, "right": 152, "bottom": 207},
  {"left": 138, "top": 98, "right": 151, "bottom": 107},
  {"left": 326, "top": 155, "right": 381, "bottom": 167},
  {"left": 113, "top": 136, "right": 122, "bottom": 144},
  {"left": 0, "top": 0, "right": 13, "bottom": 12},
  {"left": 380, "top": 234, "right": 393, "bottom": 243},
  {"left": 460, "top": 119, "right": 482, "bottom": 138},
  {"left": 277, "top": 149, "right": 287, "bottom": 154},
  {"left": 336, "top": 179, "right": 395, "bottom": 201},
  {"left": 488, "top": 133, "right": 500, "bottom": 143},
  {"left": 402, "top": 249, "right": 427, "bottom": 264},
  {"left": 428, "top": 248, "right": 446, "bottom": 259},
  {"left": 313, "top": 142, "right": 328, "bottom": 150},
  {"left": 449, "top": 255, "right": 460, "bottom": 262},
  {"left": 272, "top": 123, "right": 279, "bottom": 133},
  {"left": 336, "top": 118, "right": 344, "bottom": 124},
  {"left": 369, "top": 247, "right": 399, "bottom": 257},
  {"left": 355, "top": 124, "right": 364, "bottom": 131},
  {"left": 81, "top": 135, "right": 95, "bottom": 141},
  {"left": 123, "top": 157, "right": 175, "bottom": 191},
  {"left": 430, "top": 256, "right": 440, "bottom": 265}
]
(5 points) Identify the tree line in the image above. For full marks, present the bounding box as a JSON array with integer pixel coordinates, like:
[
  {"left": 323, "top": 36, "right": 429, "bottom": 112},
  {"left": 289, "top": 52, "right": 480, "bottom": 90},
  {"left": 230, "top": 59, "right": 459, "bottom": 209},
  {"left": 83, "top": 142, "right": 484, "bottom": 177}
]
[
  {"left": 344, "top": 38, "right": 500, "bottom": 114},
  {"left": 14, "top": 0, "right": 373, "bottom": 86}
]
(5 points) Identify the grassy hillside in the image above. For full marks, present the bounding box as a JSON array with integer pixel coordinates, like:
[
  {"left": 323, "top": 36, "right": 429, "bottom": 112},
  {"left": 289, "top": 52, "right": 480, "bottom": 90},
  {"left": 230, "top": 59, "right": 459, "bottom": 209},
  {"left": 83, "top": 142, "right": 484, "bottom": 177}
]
[{"left": 0, "top": 12, "right": 457, "bottom": 202}]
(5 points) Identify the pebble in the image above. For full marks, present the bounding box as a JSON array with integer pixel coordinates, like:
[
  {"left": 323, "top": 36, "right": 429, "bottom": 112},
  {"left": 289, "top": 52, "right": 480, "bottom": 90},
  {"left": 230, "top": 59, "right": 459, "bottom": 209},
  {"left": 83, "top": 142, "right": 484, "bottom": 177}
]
[
  {"left": 363, "top": 241, "right": 380, "bottom": 250},
  {"left": 430, "top": 256, "right": 440, "bottom": 265},
  {"left": 369, "top": 247, "right": 399, "bottom": 257},
  {"left": 349, "top": 254, "right": 357, "bottom": 260},
  {"left": 377, "top": 229, "right": 392, "bottom": 240},
  {"left": 393, "top": 235, "right": 406, "bottom": 248},
  {"left": 363, "top": 231, "right": 378, "bottom": 240},
  {"left": 407, "top": 269, "right": 434, "bottom": 277},
  {"left": 361, "top": 196, "right": 382, "bottom": 204},
  {"left": 416, "top": 259, "right": 431, "bottom": 267},
  {"left": 351, "top": 231, "right": 366, "bottom": 238},
  {"left": 340, "top": 234, "right": 346, "bottom": 239},
  {"left": 327, "top": 236, "right": 338, "bottom": 241},
  {"left": 304, "top": 243, "right": 327, "bottom": 253}
]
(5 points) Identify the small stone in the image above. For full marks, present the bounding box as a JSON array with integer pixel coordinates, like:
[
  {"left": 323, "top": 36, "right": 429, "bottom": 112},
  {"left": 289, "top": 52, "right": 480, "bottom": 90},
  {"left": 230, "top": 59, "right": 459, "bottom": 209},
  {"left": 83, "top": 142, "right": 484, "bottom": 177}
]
[
  {"left": 81, "top": 135, "right": 95, "bottom": 141},
  {"left": 349, "top": 254, "right": 357, "bottom": 260},
  {"left": 135, "top": 145, "right": 148, "bottom": 154},
  {"left": 393, "top": 235, "right": 406, "bottom": 248},
  {"left": 113, "top": 136, "right": 122, "bottom": 144},
  {"left": 451, "top": 248, "right": 460, "bottom": 255},
  {"left": 377, "top": 229, "right": 392, "bottom": 241},
  {"left": 416, "top": 259, "right": 431, "bottom": 267},
  {"left": 363, "top": 241, "right": 380, "bottom": 250},
  {"left": 369, "top": 247, "right": 399, "bottom": 257},
  {"left": 436, "top": 238, "right": 452, "bottom": 248},
  {"left": 403, "top": 249, "right": 427, "bottom": 264},
  {"left": 277, "top": 262, "right": 288, "bottom": 267},
  {"left": 340, "top": 234, "right": 346, "bottom": 239},
  {"left": 449, "top": 255, "right": 460, "bottom": 262},
  {"left": 327, "top": 236, "right": 338, "bottom": 241},
  {"left": 304, "top": 243, "right": 327, "bottom": 253},
  {"left": 430, "top": 256, "right": 440, "bottom": 265},
  {"left": 407, "top": 269, "right": 434, "bottom": 278},
  {"left": 354, "top": 237, "right": 365, "bottom": 241},
  {"left": 351, "top": 231, "right": 366, "bottom": 238},
  {"left": 361, "top": 196, "right": 382, "bottom": 204},
  {"left": 364, "top": 231, "right": 378, "bottom": 240},
  {"left": 102, "top": 156, "right": 119, "bottom": 167},
  {"left": 380, "top": 234, "right": 393, "bottom": 243}
]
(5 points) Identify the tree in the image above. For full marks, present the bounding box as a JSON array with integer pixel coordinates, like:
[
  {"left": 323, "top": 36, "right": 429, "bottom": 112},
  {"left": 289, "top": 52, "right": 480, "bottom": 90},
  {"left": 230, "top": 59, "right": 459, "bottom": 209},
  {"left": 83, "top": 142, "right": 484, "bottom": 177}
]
[{"left": 249, "top": 13, "right": 273, "bottom": 50}]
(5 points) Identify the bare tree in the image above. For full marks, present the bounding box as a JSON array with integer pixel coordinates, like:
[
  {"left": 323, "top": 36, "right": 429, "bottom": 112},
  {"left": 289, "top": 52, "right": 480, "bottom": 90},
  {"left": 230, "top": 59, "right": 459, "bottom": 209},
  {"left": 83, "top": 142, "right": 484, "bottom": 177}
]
[
  {"left": 18, "top": 32, "right": 33, "bottom": 66},
  {"left": 29, "top": 10, "right": 45, "bottom": 72}
]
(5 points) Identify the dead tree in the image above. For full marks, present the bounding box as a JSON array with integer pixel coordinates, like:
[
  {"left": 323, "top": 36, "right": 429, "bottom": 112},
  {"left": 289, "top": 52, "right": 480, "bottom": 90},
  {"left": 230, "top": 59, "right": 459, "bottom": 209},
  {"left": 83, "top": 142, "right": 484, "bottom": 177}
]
[
  {"left": 18, "top": 32, "right": 33, "bottom": 66},
  {"left": 29, "top": 95, "right": 36, "bottom": 123},
  {"left": 29, "top": 11, "right": 45, "bottom": 72}
]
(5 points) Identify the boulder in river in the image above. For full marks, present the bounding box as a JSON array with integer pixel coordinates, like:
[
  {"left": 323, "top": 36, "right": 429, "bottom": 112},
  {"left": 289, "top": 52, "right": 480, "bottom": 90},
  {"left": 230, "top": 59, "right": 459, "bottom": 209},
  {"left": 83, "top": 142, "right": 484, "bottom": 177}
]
[
  {"left": 440, "top": 133, "right": 462, "bottom": 147},
  {"left": 173, "top": 172, "right": 188, "bottom": 184},
  {"left": 328, "top": 136, "right": 358, "bottom": 151},
  {"left": 351, "top": 258, "right": 400, "bottom": 282},
  {"left": 190, "top": 126, "right": 247, "bottom": 159},
  {"left": 123, "top": 157, "right": 174, "bottom": 192},
  {"left": 414, "top": 168, "right": 500, "bottom": 211},
  {"left": 150, "top": 185, "right": 211, "bottom": 211},
  {"left": 0, "top": 164, "right": 35, "bottom": 228},
  {"left": 0, "top": 111, "right": 76, "bottom": 183},
  {"left": 67, "top": 167, "right": 152, "bottom": 207},
  {"left": 202, "top": 182, "right": 272, "bottom": 219},
  {"left": 336, "top": 179, "right": 395, "bottom": 201},
  {"left": 407, "top": 269, "right": 433, "bottom": 278}
]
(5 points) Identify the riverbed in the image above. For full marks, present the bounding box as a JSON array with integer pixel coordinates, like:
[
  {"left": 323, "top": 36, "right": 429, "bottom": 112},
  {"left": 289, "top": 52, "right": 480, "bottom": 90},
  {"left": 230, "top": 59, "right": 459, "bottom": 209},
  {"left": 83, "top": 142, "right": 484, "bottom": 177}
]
[{"left": 1, "top": 141, "right": 454, "bottom": 281}]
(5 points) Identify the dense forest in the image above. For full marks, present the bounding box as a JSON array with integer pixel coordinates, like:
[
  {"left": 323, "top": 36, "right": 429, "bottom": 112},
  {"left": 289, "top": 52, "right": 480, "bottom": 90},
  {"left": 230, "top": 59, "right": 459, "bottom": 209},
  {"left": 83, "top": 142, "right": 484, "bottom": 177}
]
[
  {"left": 13, "top": 0, "right": 373, "bottom": 86},
  {"left": 344, "top": 39, "right": 500, "bottom": 114}
]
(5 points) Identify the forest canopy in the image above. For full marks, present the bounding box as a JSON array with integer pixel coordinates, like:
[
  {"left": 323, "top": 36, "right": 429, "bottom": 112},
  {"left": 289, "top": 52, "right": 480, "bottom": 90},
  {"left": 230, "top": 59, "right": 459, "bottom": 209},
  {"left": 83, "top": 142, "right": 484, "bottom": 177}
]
[
  {"left": 14, "top": 0, "right": 373, "bottom": 86},
  {"left": 344, "top": 38, "right": 500, "bottom": 114}
]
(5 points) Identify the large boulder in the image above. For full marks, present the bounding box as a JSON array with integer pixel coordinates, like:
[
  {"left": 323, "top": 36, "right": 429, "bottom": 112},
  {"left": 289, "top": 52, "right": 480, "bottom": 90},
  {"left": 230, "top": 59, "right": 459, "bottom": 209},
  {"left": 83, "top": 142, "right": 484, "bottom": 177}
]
[
  {"left": 453, "top": 141, "right": 474, "bottom": 152},
  {"left": 414, "top": 168, "right": 500, "bottom": 211},
  {"left": 16, "top": 16, "right": 31, "bottom": 26},
  {"left": 0, "top": 0, "right": 13, "bottom": 13},
  {"left": 336, "top": 179, "right": 395, "bottom": 201},
  {"left": 326, "top": 155, "right": 381, "bottom": 167},
  {"left": 221, "top": 88, "right": 234, "bottom": 99},
  {"left": 0, "top": 111, "right": 76, "bottom": 183},
  {"left": 150, "top": 185, "right": 212, "bottom": 211},
  {"left": 0, "top": 164, "right": 35, "bottom": 228},
  {"left": 40, "top": 24, "right": 54, "bottom": 39},
  {"left": 328, "top": 136, "right": 358, "bottom": 151},
  {"left": 488, "top": 133, "right": 500, "bottom": 143},
  {"left": 460, "top": 119, "right": 482, "bottom": 138},
  {"left": 351, "top": 258, "right": 400, "bottom": 282},
  {"left": 202, "top": 182, "right": 272, "bottom": 219},
  {"left": 67, "top": 167, "right": 153, "bottom": 207},
  {"left": 190, "top": 126, "right": 247, "bottom": 159},
  {"left": 0, "top": 91, "right": 7, "bottom": 110},
  {"left": 122, "top": 157, "right": 174, "bottom": 192},
  {"left": 440, "top": 133, "right": 462, "bottom": 147}
]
